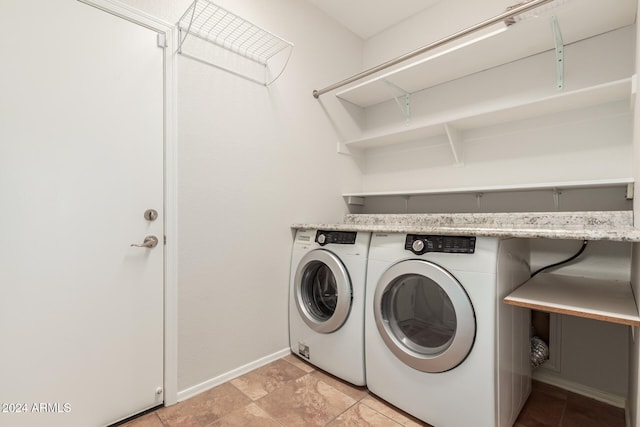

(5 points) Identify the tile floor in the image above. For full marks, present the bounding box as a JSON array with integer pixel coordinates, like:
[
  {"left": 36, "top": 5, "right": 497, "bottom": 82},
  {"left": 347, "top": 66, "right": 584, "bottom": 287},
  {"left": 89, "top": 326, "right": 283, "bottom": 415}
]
[{"left": 121, "top": 354, "right": 626, "bottom": 427}]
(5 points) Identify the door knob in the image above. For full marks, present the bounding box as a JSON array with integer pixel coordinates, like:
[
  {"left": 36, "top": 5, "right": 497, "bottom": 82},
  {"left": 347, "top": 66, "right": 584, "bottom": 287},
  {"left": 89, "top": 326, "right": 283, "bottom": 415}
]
[{"left": 131, "top": 235, "right": 159, "bottom": 248}]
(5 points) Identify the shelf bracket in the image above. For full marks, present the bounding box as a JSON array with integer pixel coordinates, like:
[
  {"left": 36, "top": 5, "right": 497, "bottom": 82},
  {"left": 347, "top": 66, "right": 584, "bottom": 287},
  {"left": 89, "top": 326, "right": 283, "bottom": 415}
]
[
  {"left": 384, "top": 81, "right": 411, "bottom": 124},
  {"left": 404, "top": 196, "right": 411, "bottom": 213},
  {"left": 551, "top": 16, "right": 564, "bottom": 90},
  {"left": 344, "top": 196, "right": 365, "bottom": 206},
  {"left": 553, "top": 188, "right": 562, "bottom": 210},
  {"left": 626, "top": 183, "right": 634, "bottom": 200},
  {"left": 444, "top": 123, "right": 464, "bottom": 166},
  {"left": 476, "top": 193, "right": 484, "bottom": 210}
]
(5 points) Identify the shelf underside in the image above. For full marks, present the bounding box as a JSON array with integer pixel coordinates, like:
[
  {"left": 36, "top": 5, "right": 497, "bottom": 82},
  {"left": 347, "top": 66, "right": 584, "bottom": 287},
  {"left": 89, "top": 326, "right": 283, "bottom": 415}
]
[
  {"left": 504, "top": 273, "right": 640, "bottom": 326},
  {"left": 342, "top": 178, "right": 634, "bottom": 199}
]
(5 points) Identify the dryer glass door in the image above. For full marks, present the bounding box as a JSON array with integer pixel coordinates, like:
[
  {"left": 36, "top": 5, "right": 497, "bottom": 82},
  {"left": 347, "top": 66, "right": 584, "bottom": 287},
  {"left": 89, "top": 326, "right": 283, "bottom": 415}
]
[
  {"left": 374, "top": 260, "right": 475, "bottom": 372},
  {"left": 295, "top": 249, "right": 352, "bottom": 334}
]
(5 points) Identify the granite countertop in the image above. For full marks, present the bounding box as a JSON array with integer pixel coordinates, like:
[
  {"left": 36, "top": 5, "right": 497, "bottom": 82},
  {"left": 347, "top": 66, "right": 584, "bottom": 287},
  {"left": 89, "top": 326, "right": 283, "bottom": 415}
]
[{"left": 291, "top": 211, "right": 640, "bottom": 242}]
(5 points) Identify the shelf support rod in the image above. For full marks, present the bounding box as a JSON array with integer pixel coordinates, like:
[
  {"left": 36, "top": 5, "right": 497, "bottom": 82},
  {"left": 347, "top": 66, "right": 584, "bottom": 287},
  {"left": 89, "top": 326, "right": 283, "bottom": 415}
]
[
  {"left": 312, "top": 0, "right": 554, "bottom": 99},
  {"left": 551, "top": 16, "right": 564, "bottom": 90}
]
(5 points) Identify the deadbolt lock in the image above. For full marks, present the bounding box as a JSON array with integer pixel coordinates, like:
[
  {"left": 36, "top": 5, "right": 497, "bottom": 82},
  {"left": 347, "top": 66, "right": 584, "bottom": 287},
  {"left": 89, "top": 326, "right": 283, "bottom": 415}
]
[{"left": 144, "top": 209, "right": 159, "bottom": 221}]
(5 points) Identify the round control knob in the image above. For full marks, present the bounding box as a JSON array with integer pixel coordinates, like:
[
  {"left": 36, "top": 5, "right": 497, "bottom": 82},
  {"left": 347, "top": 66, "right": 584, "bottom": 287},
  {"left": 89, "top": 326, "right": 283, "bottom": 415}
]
[
  {"left": 317, "top": 234, "right": 326, "bottom": 245},
  {"left": 412, "top": 239, "right": 425, "bottom": 252}
]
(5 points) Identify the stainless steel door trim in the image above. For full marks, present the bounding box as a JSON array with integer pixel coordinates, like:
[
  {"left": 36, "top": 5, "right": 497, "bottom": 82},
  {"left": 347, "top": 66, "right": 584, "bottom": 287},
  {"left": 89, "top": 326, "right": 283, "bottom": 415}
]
[
  {"left": 373, "top": 259, "right": 476, "bottom": 373},
  {"left": 294, "top": 249, "right": 352, "bottom": 334}
]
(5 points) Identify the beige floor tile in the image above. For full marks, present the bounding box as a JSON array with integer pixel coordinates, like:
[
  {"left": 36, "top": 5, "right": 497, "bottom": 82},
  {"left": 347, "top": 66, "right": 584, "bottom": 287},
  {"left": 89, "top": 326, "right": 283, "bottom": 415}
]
[
  {"left": 157, "top": 382, "right": 251, "bottom": 426},
  {"left": 256, "top": 374, "right": 357, "bottom": 426},
  {"left": 209, "top": 403, "right": 282, "bottom": 427},
  {"left": 360, "top": 395, "right": 430, "bottom": 427},
  {"left": 132, "top": 361, "right": 625, "bottom": 427},
  {"left": 326, "top": 402, "right": 403, "bottom": 426},
  {"left": 282, "top": 353, "right": 316, "bottom": 373},
  {"left": 230, "top": 358, "right": 308, "bottom": 400},
  {"left": 309, "top": 369, "right": 369, "bottom": 401}
]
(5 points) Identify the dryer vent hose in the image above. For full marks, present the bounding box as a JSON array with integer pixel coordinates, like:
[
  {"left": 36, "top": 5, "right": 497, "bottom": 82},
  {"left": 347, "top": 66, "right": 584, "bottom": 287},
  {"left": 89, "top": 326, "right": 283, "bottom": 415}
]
[{"left": 530, "top": 336, "right": 549, "bottom": 368}]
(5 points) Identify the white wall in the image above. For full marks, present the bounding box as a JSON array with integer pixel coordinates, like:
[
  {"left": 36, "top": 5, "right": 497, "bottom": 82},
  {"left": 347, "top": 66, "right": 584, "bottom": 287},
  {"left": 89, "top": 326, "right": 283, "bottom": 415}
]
[{"left": 119, "top": 0, "right": 363, "bottom": 393}]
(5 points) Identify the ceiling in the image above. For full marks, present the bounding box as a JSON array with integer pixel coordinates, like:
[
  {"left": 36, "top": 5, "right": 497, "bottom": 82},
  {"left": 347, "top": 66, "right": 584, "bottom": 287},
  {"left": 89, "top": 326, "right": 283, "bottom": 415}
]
[{"left": 306, "top": 0, "right": 443, "bottom": 39}]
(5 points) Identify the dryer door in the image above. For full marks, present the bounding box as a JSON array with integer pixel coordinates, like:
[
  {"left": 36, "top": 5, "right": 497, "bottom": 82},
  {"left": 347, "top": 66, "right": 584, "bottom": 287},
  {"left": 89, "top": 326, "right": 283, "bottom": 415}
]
[
  {"left": 374, "top": 259, "right": 475, "bottom": 373},
  {"left": 294, "top": 249, "right": 352, "bottom": 334}
]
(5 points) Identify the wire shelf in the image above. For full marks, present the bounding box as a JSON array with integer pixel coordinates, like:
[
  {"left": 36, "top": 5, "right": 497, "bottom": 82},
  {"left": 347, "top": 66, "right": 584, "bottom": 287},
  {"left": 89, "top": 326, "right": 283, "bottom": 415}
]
[{"left": 177, "top": 0, "right": 293, "bottom": 85}]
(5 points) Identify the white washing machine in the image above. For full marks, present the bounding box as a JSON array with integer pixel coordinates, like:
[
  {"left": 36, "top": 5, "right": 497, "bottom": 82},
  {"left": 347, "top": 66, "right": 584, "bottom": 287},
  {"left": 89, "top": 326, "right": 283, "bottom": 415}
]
[
  {"left": 289, "top": 228, "right": 370, "bottom": 386},
  {"left": 365, "top": 233, "right": 531, "bottom": 427}
]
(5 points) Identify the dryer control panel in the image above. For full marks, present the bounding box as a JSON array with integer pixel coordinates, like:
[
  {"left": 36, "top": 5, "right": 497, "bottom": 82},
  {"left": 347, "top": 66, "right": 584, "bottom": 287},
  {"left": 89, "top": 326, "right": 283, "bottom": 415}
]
[
  {"left": 405, "top": 235, "right": 476, "bottom": 255},
  {"left": 316, "top": 230, "right": 357, "bottom": 246}
]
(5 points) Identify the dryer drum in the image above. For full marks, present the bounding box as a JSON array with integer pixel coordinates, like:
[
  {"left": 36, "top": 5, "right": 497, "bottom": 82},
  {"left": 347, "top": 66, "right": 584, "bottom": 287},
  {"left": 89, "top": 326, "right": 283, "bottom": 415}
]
[
  {"left": 303, "top": 262, "right": 338, "bottom": 320},
  {"left": 373, "top": 259, "right": 476, "bottom": 373},
  {"left": 383, "top": 276, "right": 457, "bottom": 356},
  {"left": 294, "top": 249, "right": 353, "bottom": 334}
]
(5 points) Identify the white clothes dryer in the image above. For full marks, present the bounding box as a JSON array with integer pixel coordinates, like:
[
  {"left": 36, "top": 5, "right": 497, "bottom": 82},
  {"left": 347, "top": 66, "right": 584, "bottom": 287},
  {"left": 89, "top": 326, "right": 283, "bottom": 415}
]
[
  {"left": 365, "top": 233, "right": 531, "bottom": 427},
  {"left": 289, "top": 228, "right": 370, "bottom": 386}
]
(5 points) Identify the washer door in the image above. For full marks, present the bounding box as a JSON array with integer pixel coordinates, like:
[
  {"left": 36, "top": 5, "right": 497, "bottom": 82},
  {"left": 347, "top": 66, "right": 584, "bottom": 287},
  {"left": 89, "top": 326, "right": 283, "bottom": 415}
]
[
  {"left": 374, "top": 260, "right": 476, "bottom": 373},
  {"left": 294, "top": 249, "right": 352, "bottom": 334}
]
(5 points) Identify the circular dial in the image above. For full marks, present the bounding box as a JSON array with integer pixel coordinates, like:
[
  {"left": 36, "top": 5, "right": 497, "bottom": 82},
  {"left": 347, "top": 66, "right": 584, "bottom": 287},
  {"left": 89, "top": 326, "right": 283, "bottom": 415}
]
[{"left": 412, "top": 239, "right": 425, "bottom": 252}]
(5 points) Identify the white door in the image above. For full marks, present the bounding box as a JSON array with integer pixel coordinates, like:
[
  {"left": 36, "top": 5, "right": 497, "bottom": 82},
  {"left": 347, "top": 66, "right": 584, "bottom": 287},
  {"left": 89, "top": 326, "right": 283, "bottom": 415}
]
[{"left": 0, "top": 1, "right": 165, "bottom": 426}]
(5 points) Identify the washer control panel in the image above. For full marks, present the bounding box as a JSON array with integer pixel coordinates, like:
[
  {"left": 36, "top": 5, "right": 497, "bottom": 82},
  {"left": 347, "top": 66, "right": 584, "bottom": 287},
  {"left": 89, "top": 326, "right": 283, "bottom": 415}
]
[
  {"left": 316, "top": 230, "right": 357, "bottom": 246},
  {"left": 405, "top": 235, "right": 476, "bottom": 255}
]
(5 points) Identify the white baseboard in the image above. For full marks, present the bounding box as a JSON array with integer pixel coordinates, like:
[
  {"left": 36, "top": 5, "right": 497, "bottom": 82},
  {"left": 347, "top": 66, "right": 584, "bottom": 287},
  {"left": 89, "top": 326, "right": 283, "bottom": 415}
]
[
  {"left": 533, "top": 370, "right": 627, "bottom": 409},
  {"left": 176, "top": 348, "right": 291, "bottom": 403}
]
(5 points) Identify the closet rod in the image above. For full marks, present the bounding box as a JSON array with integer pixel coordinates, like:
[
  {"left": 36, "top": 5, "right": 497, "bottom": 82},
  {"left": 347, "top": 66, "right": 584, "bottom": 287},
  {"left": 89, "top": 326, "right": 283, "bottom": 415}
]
[{"left": 312, "top": 0, "right": 554, "bottom": 99}]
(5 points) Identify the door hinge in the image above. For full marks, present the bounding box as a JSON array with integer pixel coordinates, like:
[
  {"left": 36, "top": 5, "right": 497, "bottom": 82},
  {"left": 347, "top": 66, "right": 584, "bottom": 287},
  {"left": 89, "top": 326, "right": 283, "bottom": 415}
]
[
  {"left": 163, "top": 235, "right": 167, "bottom": 245},
  {"left": 157, "top": 33, "right": 167, "bottom": 49}
]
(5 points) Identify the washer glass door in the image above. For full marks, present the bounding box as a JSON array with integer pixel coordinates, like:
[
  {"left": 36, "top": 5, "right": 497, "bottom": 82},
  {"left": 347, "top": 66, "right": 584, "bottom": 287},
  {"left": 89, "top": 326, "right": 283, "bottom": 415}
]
[
  {"left": 374, "top": 259, "right": 475, "bottom": 372},
  {"left": 295, "top": 249, "right": 352, "bottom": 334}
]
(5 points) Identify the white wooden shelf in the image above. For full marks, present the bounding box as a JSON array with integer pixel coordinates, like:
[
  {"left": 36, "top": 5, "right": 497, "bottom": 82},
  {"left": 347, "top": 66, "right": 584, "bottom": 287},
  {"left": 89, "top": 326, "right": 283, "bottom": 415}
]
[
  {"left": 504, "top": 273, "right": 640, "bottom": 327},
  {"left": 342, "top": 177, "right": 634, "bottom": 202},
  {"left": 336, "top": 0, "right": 636, "bottom": 108},
  {"left": 344, "top": 78, "right": 633, "bottom": 151}
]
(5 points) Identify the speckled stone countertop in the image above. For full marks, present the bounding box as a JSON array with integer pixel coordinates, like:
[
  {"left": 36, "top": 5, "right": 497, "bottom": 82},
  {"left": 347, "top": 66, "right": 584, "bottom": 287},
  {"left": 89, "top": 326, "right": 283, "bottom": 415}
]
[{"left": 291, "top": 211, "right": 640, "bottom": 242}]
